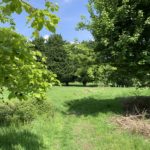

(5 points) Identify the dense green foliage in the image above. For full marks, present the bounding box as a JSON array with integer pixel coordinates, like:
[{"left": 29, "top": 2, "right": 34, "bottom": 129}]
[
  {"left": 65, "top": 41, "right": 96, "bottom": 86},
  {"left": 33, "top": 36, "right": 119, "bottom": 86},
  {"left": 33, "top": 35, "right": 76, "bottom": 86},
  {"left": 0, "top": 28, "right": 57, "bottom": 100},
  {"left": 33, "top": 37, "right": 108, "bottom": 86},
  {"left": 45, "top": 35, "right": 76, "bottom": 85},
  {"left": 0, "top": 99, "right": 52, "bottom": 125},
  {"left": 78, "top": 0, "right": 150, "bottom": 87},
  {"left": 0, "top": 0, "right": 59, "bottom": 100}
]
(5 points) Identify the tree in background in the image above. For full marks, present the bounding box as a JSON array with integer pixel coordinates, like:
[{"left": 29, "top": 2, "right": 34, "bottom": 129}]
[
  {"left": 0, "top": 0, "right": 59, "bottom": 100},
  {"left": 46, "top": 34, "right": 77, "bottom": 86},
  {"left": 33, "top": 34, "right": 76, "bottom": 86},
  {"left": 65, "top": 41, "right": 96, "bottom": 86},
  {"left": 32, "top": 35, "right": 118, "bottom": 87},
  {"left": 32, "top": 37, "right": 46, "bottom": 54},
  {"left": 78, "top": 0, "right": 150, "bottom": 87}
]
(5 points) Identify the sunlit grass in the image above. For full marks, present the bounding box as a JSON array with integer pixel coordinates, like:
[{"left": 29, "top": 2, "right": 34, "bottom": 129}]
[{"left": 0, "top": 86, "right": 150, "bottom": 150}]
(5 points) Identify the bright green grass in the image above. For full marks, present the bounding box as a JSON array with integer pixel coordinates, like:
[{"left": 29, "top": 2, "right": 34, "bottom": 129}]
[{"left": 0, "top": 87, "right": 150, "bottom": 150}]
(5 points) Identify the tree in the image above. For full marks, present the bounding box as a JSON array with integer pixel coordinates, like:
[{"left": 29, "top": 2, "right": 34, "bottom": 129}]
[
  {"left": 66, "top": 41, "right": 96, "bottom": 86},
  {"left": 46, "top": 35, "right": 77, "bottom": 86},
  {"left": 33, "top": 34, "right": 76, "bottom": 86},
  {"left": 0, "top": 0, "right": 59, "bottom": 100},
  {"left": 32, "top": 37, "right": 46, "bottom": 53},
  {"left": 78, "top": 0, "right": 150, "bottom": 87},
  {"left": 0, "top": 28, "right": 57, "bottom": 100}
]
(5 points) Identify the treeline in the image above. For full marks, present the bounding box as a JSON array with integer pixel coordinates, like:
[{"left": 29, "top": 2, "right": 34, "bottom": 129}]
[
  {"left": 32, "top": 26, "right": 149, "bottom": 87},
  {"left": 32, "top": 35, "right": 96, "bottom": 86},
  {"left": 31, "top": 0, "right": 150, "bottom": 87},
  {"left": 32, "top": 35, "right": 98, "bottom": 86},
  {"left": 32, "top": 34, "right": 138, "bottom": 87}
]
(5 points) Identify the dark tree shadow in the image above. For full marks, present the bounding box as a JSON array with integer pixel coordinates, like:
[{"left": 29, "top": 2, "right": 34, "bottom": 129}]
[
  {"left": 65, "top": 96, "right": 150, "bottom": 116},
  {"left": 120, "top": 96, "right": 150, "bottom": 116},
  {"left": 0, "top": 129, "right": 45, "bottom": 150},
  {"left": 65, "top": 97, "right": 123, "bottom": 116}
]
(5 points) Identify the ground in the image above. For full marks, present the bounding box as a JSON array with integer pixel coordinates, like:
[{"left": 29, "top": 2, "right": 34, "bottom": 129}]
[{"left": 0, "top": 86, "right": 150, "bottom": 150}]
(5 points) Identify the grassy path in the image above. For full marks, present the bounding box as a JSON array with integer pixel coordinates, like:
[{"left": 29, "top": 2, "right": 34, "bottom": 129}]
[
  {"left": 0, "top": 87, "right": 150, "bottom": 150},
  {"left": 44, "top": 87, "right": 150, "bottom": 150}
]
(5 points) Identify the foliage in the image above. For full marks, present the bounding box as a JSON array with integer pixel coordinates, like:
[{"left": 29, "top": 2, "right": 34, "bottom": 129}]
[
  {"left": 32, "top": 37, "right": 46, "bottom": 54},
  {"left": 0, "top": 28, "right": 58, "bottom": 100},
  {"left": 46, "top": 34, "right": 74, "bottom": 85},
  {"left": 78, "top": 0, "right": 150, "bottom": 87},
  {"left": 0, "top": 0, "right": 59, "bottom": 100},
  {"left": 33, "top": 34, "right": 76, "bottom": 85},
  {"left": 65, "top": 41, "right": 97, "bottom": 86},
  {"left": 93, "top": 65, "right": 117, "bottom": 86},
  {"left": 0, "top": 0, "right": 59, "bottom": 36},
  {"left": 33, "top": 36, "right": 117, "bottom": 86},
  {"left": 0, "top": 99, "right": 53, "bottom": 125},
  {"left": 66, "top": 41, "right": 117, "bottom": 86},
  {"left": 0, "top": 100, "right": 36, "bottom": 124}
]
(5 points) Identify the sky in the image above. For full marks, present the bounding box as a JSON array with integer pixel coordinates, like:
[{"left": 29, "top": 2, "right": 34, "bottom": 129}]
[{"left": 12, "top": 0, "right": 92, "bottom": 42}]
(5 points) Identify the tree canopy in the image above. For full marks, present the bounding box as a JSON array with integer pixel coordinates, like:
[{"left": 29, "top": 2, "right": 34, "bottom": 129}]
[
  {"left": 78, "top": 0, "right": 150, "bottom": 87},
  {"left": 0, "top": 0, "right": 59, "bottom": 100},
  {"left": 0, "top": 28, "right": 58, "bottom": 100},
  {"left": 0, "top": 0, "right": 59, "bottom": 36},
  {"left": 33, "top": 34, "right": 76, "bottom": 86}
]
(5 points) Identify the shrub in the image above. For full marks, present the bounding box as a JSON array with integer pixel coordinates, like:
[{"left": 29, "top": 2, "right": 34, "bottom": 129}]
[
  {"left": 0, "top": 99, "right": 53, "bottom": 125},
  {"left": 32, "top": 99, "right": 54, "bottom": 117}
]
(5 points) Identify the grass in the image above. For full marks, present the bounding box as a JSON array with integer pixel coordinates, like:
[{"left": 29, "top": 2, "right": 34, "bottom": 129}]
[{"left": 0, "top": 86, "right": 150, "bottom": 150}]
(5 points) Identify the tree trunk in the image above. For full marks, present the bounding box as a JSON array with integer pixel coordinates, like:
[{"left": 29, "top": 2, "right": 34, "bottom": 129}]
[
  {"left": 65, "top": 82, "right": 69, "bottom": 86},
  {"left": 82, "top": 81, "right": 87, "bottom": 86}
]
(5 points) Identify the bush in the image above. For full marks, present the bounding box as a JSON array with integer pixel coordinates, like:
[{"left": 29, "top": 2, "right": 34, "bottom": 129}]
[
  {"left": 32, "top": 99, "right": 54, "bottom": 117},
  {"left": 0, "top": 99, "right": 53, "bottom": 125}
]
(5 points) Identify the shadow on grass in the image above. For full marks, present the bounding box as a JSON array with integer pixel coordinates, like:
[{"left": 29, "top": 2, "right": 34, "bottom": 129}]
[
  {"left": 65, "top": 97, "right": 122, "bottom": 116},
  {"left": 65, "top": 96, "right": 150, "bottom": 116},
  {"left": 0, "top": 128, "right": 45, "bottom": 150}
]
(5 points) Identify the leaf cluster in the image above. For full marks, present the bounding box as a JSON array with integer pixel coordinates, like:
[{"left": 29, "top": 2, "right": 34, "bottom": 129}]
[
  {"left": 0, "top": 0, "right": 59, "bottom": 36},
  {"left": 0, "top": 28, "right": 58, "bottom": 100}
]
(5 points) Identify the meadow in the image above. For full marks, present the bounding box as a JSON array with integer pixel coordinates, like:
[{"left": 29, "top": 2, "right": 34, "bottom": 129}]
[
  {"left": 0, "top": 86, "right": 150, "bottom": 150},
  {"left": 1, "top": 0, "right": 150, "bottom": 150}
]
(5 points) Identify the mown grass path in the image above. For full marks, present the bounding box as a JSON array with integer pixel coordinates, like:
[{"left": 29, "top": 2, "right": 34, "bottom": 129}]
[
  {"left": 44, "top": 87, "right": 150, "bottom": 150},
  {"left": 0, "top": 87, "right": 150, "bottom": 150}
]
